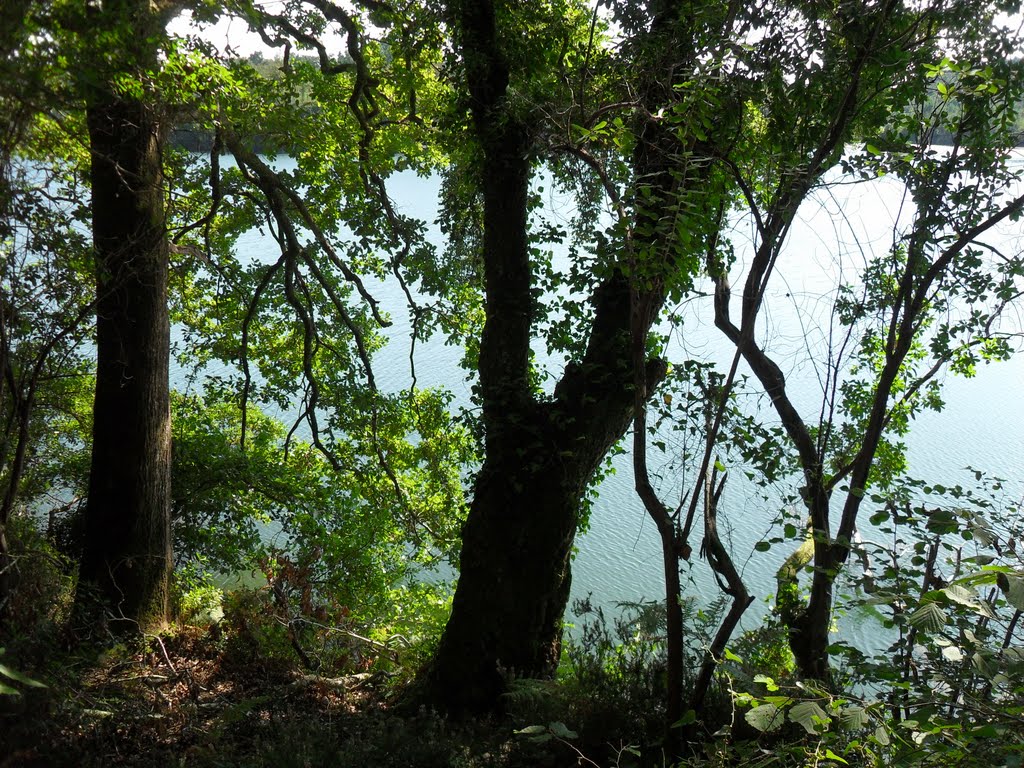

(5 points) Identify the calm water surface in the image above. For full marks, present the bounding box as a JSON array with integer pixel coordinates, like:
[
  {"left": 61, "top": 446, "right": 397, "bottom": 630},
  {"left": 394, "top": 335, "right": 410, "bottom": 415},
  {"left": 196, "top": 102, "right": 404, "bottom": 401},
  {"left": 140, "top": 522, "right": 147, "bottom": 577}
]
[{"left": 197, "top": 159, "right": 1024, "bottom": 654}]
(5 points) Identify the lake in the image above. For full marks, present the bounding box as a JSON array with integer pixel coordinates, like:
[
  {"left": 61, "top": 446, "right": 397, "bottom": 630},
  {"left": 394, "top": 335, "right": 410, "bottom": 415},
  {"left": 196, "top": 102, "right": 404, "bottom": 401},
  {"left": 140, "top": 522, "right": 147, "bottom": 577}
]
[{"left": 189, "top": 157, "right": 1024, "bottom": 653}]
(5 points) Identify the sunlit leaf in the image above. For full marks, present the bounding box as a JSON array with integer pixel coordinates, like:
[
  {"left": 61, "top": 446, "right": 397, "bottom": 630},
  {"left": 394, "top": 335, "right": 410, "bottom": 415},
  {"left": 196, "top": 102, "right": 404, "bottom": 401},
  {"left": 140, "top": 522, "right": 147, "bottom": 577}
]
[
  {"left": 789, "top": 701, "right": 829, "bottom": 735},
  {"left": 745, "top": 703, "right": 784, "bottom": 733},
  {"left": 908, "top": 602, "right": 947, "bottom": 633},
  {"left": 941, "top": 645, "right": 963, "bottom": 663}
]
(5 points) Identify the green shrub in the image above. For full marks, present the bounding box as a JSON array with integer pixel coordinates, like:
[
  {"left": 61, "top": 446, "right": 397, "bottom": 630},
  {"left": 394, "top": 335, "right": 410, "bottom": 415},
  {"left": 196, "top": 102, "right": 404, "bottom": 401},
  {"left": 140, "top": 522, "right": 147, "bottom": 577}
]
[{"left": 1, "top": 513, "right": 75, "bottom": 646}]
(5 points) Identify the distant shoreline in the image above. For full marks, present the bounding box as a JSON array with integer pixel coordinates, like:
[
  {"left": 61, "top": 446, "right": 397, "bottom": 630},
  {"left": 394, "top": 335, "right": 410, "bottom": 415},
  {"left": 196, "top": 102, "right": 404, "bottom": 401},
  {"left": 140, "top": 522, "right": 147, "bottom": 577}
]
[{"left": 169, "top": 125, "right": 1024, "bottom": 155}]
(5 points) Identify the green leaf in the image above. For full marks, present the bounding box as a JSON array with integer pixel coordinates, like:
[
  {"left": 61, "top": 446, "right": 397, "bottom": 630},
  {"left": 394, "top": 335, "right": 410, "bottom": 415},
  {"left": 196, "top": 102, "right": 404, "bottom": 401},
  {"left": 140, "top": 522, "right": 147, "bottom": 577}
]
[
  {"left": 941, "top": 645, "right": 963, "bottom": 663},
  {"left": 0, "top": 681, "right": 21, "bottom": 696},
  {"left": 824, "top": 749, "right": 849, "bottom": 764},
  {"left": 942, "top": 584, "right": 977, "bottom": 606},
  {"left": 873, "top": 725, "right": 891, "bottom": 746},
  {"left": 907, "top": 601, "right": 947, "bottom": 633},
  {"left": 754, "top": 541, "right": 771, "bottom": 552},
  {"left": 548, "top": 722, "right": 578, "bottom": 739},
  {"left": 0, "top": 664, "right": 46, "bottom": 688},
  {"left": 789, "top": 701, "right": 829, "bottom": 734},
  {"left": 515, "top": 725, "right": 547, "bottom": 736},
  {"left": 972, "top": 651, "right": 997, "bottom": 679},
  {"left": 1001, "top": 574, "right": 1024, "bottom": 612},
  {"left": 754, "top": 674, "right": 779, "bottom": 691},
  {"left": 839, "top": 705, "right": 869, "bottom": 730},
  {"left": 672, "top": 709, "right": 697, "bottom": 727},
  {"left": 745, "top": 703, "right": 785, "bottom": 733}
]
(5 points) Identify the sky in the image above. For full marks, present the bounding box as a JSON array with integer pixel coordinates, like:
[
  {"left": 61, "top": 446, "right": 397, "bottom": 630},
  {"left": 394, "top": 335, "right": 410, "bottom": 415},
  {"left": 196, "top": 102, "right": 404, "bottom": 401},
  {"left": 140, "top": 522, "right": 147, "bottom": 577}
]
[
  {"left": 166, "top": 2, "right": 349, "bottom": 58},
  {"left": 169, "top": 2, "right": 1024, "bottom": 62}
]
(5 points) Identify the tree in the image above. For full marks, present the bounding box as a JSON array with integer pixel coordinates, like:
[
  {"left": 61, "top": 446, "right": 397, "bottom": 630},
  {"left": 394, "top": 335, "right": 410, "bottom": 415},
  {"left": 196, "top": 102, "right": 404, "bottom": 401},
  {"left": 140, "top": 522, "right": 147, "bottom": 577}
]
[
  {"left": 162, "top": 0, "right": 470, "bottom": 543},
  {"left": 0, "top": 0, "right": 95, "bottom": 626},
  {"left": 702, "top": 3, "right": 1024, "bottom": 679},
  {"left": 420, "top": 0, "right": 730, "bottom": 712},
  {"left": 422, "top": 0, "right": 1024, "bottom": 714},
  {"left": 75, "top": 0, "right": 177, "bottom": 632}
]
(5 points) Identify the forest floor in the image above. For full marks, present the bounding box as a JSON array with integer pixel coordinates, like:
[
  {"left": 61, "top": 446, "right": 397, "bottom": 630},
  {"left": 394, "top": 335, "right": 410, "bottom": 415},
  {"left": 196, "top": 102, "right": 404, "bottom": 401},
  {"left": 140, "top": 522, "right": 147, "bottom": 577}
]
[{"left": 0, "top": 624, "right": 582, "bottom": 768}]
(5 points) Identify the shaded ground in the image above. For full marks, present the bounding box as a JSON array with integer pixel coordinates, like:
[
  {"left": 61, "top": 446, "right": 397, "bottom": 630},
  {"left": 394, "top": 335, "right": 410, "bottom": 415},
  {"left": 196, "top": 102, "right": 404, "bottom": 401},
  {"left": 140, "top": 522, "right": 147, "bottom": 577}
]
[{"left": 0, "top": 626, "right": 579, "bottom": 768}]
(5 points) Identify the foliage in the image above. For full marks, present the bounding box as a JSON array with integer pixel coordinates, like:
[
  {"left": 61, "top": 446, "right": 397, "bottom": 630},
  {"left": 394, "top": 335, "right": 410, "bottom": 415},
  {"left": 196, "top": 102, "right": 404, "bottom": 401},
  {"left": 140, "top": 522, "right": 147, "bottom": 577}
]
[
  {"left": 0, "top": 135, "right": 94, "bottom": 606},
  {"left": 160, "top": 20, "right": 476, "bottom": 581},
  {"left": 172, "top": 565, "right": 223, "bottom": 626},
  {"left": 0, "top": 646, "right": 46, "bottom": 697},
  {"left": 2, "top": 0, "right": 1024, "bottom": 763},
  {"left": 617, "top": 0, "right": 1024, "bottom": 686},
  {"left": 0, "top": 513, "right": 76, "bottom": 642},
  {"left": 552, "top": 596, "right": 728, "bottom": 756},
  {"left": 727, "top": 614, "right": 796, "bottom": 689},
  {"left": 833, "top": 475, "right": 1024, "bottom": 766}
]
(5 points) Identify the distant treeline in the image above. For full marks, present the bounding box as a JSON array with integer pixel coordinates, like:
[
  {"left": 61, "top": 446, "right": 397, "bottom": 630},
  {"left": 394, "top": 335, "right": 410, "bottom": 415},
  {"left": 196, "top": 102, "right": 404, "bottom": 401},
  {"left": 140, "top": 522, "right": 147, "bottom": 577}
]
[
  {"left": 170, "top": 126, "right": 275, "bottom": 154},
  {"left": 927, "top": 126, "right": 1024, "bottom": 146},
  {"left": 170, "top": 124, "right": 1022, "bottom": 155}
]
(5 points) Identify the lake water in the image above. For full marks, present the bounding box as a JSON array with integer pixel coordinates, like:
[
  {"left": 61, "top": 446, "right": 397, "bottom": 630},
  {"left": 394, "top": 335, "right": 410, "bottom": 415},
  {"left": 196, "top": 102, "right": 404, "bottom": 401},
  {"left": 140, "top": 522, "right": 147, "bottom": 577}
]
[{"left": 192, "top": 159, "right": 1024, "bottom": 654}]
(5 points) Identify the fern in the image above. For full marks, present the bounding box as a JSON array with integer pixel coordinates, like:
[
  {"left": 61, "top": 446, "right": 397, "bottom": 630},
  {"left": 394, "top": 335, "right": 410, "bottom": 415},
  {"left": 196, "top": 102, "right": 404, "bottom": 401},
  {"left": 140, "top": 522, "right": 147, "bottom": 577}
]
[{"left": 500, "top": 677, "right": 564, "bottom": 721}]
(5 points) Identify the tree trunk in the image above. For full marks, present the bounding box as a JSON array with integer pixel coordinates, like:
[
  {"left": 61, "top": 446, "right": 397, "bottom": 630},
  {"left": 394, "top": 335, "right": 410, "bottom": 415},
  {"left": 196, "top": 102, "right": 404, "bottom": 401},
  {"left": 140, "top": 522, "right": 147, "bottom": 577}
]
[
  {"left": 77, "top": 14, "right": 172, "bottom": 633},
  {"left": 788, "top": 576, "right": 834, "bottom": 681},
  {"left": 420, "top": 91, "right": 658, "bottom": 707},
  {"left": 425, "top": 347, "right": 664, "bottom": 712},
  {"left": 421, "top": 0, "right": 688, "bottom": 713},
  {"left": 425, "top": 430, "right": 596, "bottom": 711}
]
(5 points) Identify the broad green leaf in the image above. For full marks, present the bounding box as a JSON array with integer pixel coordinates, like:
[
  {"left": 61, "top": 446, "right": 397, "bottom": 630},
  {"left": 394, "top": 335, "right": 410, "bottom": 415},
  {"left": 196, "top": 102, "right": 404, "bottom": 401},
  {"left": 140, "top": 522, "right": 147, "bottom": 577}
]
[
  {"left": 1002, "top": 574, "right": 1024, "bottom": 612},
  {"left": 824, "top": 749, "right": 849, "bottom": 764},
  {"left": 672, "top": 710, "right": 697, "bottom": 727},
  {"left": 941, "top": 645, "right": 963, "bottom": 662},
  {"left": 515, "top": 725, "right": 547, "bottom": 735},
  {"left": 0, "top": 682, "right": 20, "bottom": 696},
  {"left": 548, "top": 722, "right": 577, "bottom": 739},
  {"left": 908, "top": 602, "right": 947, "bottom": 633},
  {"left": 839, "top": 705, "right": 869, "bottom": 730},
  {"left": 873, "top": 725, "right": 891, "bottom": 746},
  {"left": 941, "top": 584, "right": 977, "bottom": 606},
  {"left": 1003, "top": 646, "right": 1024, "bottom": 663},
  {"left": 789, "top": 701, "right": 829, "bottom": 735},
  {"left": 972, "top": 651, "right": 997, "bottom": 679},
  {"left": 745, "top": 703, "right": 784, "bottom": 733}
]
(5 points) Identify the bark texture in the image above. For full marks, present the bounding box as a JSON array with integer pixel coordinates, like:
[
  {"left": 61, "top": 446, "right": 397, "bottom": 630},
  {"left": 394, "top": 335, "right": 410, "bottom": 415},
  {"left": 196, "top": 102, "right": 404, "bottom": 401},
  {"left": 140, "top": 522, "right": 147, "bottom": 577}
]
[{"left": 78, "top": 3, "right": 172, "bottom": 632}]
